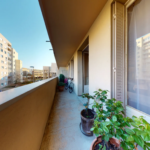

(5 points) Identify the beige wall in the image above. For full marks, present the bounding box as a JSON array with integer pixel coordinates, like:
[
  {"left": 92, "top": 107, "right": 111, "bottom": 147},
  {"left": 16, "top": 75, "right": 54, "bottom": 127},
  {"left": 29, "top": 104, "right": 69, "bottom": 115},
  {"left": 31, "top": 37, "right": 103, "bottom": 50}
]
[
  {"left": 67, "top": 0, "right": 112, "bottom": 97},
  {"left": 0, "top": 78, "right": 57, "bottom": 150},
  {"left": 88, "top": 0, "right": 111, "bottom": 97}
]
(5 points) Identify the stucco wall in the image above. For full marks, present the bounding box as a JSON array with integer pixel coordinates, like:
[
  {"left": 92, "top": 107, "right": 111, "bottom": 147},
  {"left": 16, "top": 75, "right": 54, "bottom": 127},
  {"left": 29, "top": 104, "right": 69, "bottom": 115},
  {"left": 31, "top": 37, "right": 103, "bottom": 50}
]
[
  {"left": 0, "top": 78, "right": 57, "bottom": 150},
  {"left": 70, "top": 0, "right": 112, "bottom": 97},
  {"left": 88, "top": 0, "right": 111, "bottom": 97}
]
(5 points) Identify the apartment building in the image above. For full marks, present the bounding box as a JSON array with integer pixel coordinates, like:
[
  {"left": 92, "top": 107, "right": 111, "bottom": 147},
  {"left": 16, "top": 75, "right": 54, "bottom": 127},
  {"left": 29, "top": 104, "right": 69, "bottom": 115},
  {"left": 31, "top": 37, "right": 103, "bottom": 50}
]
[
  {"left": 33, "top": 69, "right": 43, "bottom": 78},
  {"left": 50, "top": 63, "right": 58, "bottom": 77},
  {"left": 0, "top": 33, "right": 21, "bottom": 88},
  {"left": 43, "top": 66, "right": 50, "bottom": 79}
]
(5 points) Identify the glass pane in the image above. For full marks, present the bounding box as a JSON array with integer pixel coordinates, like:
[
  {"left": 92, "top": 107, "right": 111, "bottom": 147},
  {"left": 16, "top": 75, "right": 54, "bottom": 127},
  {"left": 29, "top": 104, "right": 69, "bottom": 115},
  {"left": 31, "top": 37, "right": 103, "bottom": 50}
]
[{"left": 127, "top": 0, "right": 150, "bottom": 115}]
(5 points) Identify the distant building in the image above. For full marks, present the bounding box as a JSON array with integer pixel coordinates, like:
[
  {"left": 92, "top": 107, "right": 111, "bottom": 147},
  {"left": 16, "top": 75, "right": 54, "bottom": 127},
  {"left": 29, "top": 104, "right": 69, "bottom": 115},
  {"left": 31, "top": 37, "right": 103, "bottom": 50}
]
[
  {"left": 15, "top": 60, "right": 23, "bottom": 83},
  {"left": 0, "top": 33, "right": 22, "bottom": 88},
  {"left": 50, "top": 63, "right": 58, "bottom": 77},
  {"left": 43, "top": 66, "right": 51, "bottom": 79},
  {"left": 33, "top": 69, "right": 43, "bottom": 78}
]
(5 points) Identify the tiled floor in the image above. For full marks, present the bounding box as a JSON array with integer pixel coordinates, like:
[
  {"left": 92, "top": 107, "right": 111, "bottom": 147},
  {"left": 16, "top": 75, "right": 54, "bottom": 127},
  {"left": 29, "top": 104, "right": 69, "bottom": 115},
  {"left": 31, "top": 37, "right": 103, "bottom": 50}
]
[{"left": 40, "top": 90, "right": 95, "bottom": 150}]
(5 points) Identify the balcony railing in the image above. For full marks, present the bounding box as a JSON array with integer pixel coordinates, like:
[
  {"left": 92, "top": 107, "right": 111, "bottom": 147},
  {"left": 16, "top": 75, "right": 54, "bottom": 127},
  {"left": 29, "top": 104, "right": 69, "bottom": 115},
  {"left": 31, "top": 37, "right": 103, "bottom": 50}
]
[
  {"left": 0, "top": 77, "right": 57, "bottom": 150},
  {"left": 7, "top": 46, "right": 11, "bottom": 51},
  {"left": 8, "top": 43, "right": 11, "bottom": 46}
]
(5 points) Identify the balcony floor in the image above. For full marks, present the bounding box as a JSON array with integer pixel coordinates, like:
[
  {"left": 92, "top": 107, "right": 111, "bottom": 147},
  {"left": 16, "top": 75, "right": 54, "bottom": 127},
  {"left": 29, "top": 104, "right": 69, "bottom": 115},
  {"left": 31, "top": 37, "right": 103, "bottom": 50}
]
[{"left": 40, "top": 90, "right": 95, "bottom": 150}]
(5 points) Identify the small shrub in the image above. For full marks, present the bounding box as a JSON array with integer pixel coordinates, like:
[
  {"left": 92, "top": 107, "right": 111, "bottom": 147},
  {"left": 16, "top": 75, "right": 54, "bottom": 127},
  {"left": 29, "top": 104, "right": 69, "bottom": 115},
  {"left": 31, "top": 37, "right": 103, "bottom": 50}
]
[
  {"left": 59, "top": 74, "right": 65, "bottom": 82},
  {"left": 58, "top": 82, "right": 65, "bottom": 86}
]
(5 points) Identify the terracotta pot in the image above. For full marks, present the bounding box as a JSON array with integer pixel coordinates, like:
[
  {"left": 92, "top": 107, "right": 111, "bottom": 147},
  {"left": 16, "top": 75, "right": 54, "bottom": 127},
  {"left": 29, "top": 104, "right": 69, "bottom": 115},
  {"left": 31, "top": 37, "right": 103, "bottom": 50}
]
[
  {"left": 58, "top": 86, "right": 64, "bottom": 92},
  {"left": 80, "top": 109, "right": 94, "bottom": 136},
  {"left": 90, "top": 136, "right": 121, "bottom": 150}
]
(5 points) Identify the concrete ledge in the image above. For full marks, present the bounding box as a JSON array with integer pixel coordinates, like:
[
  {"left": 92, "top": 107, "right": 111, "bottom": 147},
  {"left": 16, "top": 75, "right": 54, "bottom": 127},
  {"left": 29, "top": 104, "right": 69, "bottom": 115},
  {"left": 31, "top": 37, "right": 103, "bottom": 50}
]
[
  {"left": 0, "top": 77, "right": 58, "bottom": 150},
  {"left": 0, "top": 77, "right": 57, "bottom": 111}
]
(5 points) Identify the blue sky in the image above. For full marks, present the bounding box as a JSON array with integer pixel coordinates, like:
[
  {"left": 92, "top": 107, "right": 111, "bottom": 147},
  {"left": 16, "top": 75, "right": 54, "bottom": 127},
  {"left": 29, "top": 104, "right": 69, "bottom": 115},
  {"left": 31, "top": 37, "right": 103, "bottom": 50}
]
[{"left": 0, "top": 0, "right": 55, "bottom": 70}]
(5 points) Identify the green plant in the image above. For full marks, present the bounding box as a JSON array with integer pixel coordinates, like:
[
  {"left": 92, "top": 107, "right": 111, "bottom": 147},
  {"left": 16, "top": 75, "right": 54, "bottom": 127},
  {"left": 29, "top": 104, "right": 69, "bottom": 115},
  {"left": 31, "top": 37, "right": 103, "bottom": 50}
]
[
  {"left": 92, "top": 89, "right": 108, "bottom": 117},
  {"left": 91, "top": 98, "right": 133, "bottom": 149},
  {"left": 123, "top": 116, "right": 150, "bottom": 150},
  {"left": 59, "top": 74, "right": 65, "bottom": 82},
  {"left": 58, "top": 82, "right": 65, "bottom": 86},
  {"left": 82, "top": 93, "right": 94, "bottom": 115}
]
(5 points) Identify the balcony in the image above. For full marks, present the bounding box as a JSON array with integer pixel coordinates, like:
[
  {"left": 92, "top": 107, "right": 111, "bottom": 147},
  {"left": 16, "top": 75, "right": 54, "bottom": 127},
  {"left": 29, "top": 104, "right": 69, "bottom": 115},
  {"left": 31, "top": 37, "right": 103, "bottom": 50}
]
[
  {"left": 7, "top": 46, "right": 11, "bottom": 51},
  {"left": 8, "top": 43, "right": 11, "bottom": 46},
  {"left": 40, "top": 89, "right": 94, "bottom": 150},
  {"left": 0, "top": 77, "right": 95, "bottom": 150}
]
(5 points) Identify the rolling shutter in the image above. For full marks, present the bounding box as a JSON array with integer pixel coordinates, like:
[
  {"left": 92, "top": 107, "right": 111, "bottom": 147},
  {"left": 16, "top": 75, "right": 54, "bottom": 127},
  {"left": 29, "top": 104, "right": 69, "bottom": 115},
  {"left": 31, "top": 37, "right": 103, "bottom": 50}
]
[{"left": 112, "top": 1, "right": 125, "bottom": 105}]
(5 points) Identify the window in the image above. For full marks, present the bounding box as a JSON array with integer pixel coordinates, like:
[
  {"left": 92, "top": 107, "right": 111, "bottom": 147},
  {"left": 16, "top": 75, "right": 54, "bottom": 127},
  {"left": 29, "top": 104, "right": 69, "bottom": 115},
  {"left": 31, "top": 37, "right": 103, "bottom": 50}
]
[
  {"left": 127, "top": 0, "right": 150, "bottom": 115},
  {"left": 5, "top": 83, "right": 7, "bottom": 86},
  {"left": 4, "top": 51, "right": 6, "bottom": 54},
  {"left": 1, "top": 60, "right": 4, "bottom": 63},
  {"left": 4, "top": 72, "right": 6, "bottom": 75},
  {"left": 1, "top": 66, "right": 4, "bottom": 69},
  {"left": 1, "top": 83, "right": 4, "bottom": 86},
  {"left": 0, "top": 43, "right": 3, "bottom": 48},
  {"left": 1, "top": 49, "right": 3, "bottom": 52},
  {"left": 5, "top": 77, "right": 7, "bottom": 80},
  {"left": 1, "top": 55, "right": 3, "bottom": 58},
  {"left": 5, "top": 57, "right": 7, "bottom": 60},
  {"left": 2, "top": 77, "right": 4, "bottom": 80}
]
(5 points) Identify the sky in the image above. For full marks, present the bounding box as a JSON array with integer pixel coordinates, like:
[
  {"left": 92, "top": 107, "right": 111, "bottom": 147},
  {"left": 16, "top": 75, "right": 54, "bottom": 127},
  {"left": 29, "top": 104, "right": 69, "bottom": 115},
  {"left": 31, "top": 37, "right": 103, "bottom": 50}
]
[{"left": 0, "top": 0, "right": 56, "bottom": 70}]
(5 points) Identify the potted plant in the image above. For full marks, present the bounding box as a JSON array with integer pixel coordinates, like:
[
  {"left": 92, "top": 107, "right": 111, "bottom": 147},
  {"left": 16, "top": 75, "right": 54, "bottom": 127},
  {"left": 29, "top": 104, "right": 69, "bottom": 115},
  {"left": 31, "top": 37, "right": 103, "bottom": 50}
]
[
  {"left": 90, "top": 98, "right": 133, "bottom": 150},
  {"left": 80, "top": 93, "right": 94, "bottom": 136},
  {"left": 59, "top": 74, "right": 65, "bottom": 82},
  {"left": 57, "top": 82, "right": 65, "bottom": 92},
  {"left": 80, "top": 89, "right": 108, "bottom": 136}
]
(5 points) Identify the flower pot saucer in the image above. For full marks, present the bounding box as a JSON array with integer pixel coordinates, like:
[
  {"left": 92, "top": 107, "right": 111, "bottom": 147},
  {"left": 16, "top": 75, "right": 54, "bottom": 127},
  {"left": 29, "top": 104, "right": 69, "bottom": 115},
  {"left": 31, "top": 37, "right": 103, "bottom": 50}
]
[{"left": 79, "top": 122, "right": 93, "bottom": 137}]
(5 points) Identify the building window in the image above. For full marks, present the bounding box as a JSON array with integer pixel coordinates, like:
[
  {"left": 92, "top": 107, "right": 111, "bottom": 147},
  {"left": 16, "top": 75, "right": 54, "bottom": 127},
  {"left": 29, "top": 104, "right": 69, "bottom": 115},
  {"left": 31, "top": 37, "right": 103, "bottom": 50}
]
[
  {"left": 5, "top": 83, "right": 7, "bottom": 85},
  {"left": 4, "top": 51, "right": 6, "bottom": 54},
  {"left": 1, "top": 66, "right": 4, "bottom": 69},
  {"left": 1, "top": 55, "right": 3, "bottom": 58},
  {"left": 1, "top": 49, "right": 3, "bottom": 52},
  {"left": 1, "top": 83, "right": 4, "bottom": 86},
  {"left": 5, "top": 57, "right": 7, "bottom": 60},
  {"left": 1, "top": 60, "right": 4, "bottom": 63},
  {"left": 127, "top": 0, "right": 150, "bottom": 115},
  {"left": 0, "top": 43, "right": 3, "bottom": 48}
]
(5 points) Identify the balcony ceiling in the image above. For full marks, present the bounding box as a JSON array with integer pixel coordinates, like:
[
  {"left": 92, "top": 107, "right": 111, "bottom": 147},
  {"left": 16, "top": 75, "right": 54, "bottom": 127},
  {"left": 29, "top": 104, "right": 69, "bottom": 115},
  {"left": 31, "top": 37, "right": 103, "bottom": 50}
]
[{"left": 39, "top": 0, "right": 108, "bottom": 67}]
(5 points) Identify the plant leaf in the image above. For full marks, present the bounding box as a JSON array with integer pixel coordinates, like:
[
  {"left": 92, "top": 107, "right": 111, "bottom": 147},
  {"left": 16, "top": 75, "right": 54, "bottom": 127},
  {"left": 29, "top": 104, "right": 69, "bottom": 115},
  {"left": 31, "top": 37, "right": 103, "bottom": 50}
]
[
  {"left": 112, "top": 115, "right": 117, "bottom": 122},
  {"left": 103, "top": 126, "right": 109, "bottom": 133},
  {"left": 126, "top": 135, "right": 134, "bottom": 142},
  {"left": 125, "top": 128, "right": 135, "bottom": 135},
  {"left": 133, "top": 135, "right": 144, "bottom": 148}
]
